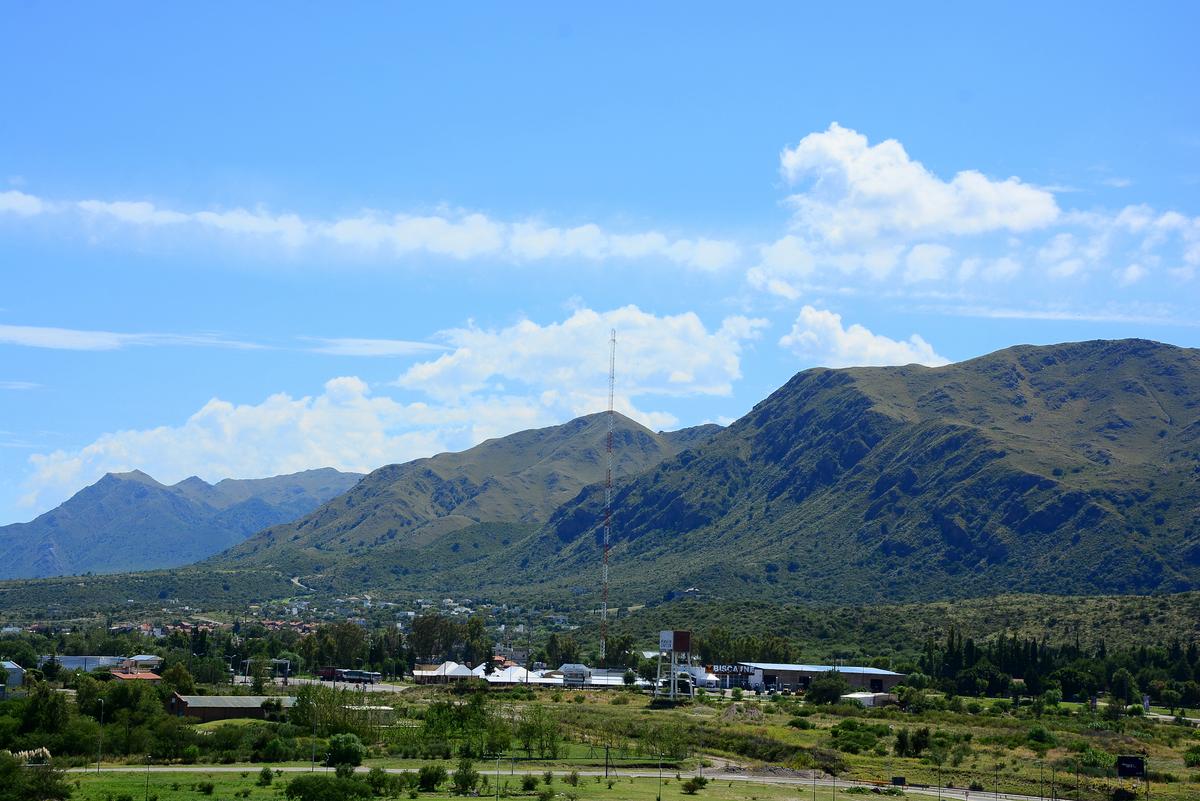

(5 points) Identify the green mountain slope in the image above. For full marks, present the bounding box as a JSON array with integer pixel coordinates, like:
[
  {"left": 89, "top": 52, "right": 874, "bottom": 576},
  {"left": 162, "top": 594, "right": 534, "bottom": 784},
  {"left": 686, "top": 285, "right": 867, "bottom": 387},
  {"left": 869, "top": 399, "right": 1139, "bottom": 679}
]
[
  {"left": 212, "top": 414, "right": 721, "bottom": 576},
  {"left": 488, "top": 338, "right": 1200, "bottom": 605},
  {"left": 0, "top": 468, "right": 362, "bottom": 578}
]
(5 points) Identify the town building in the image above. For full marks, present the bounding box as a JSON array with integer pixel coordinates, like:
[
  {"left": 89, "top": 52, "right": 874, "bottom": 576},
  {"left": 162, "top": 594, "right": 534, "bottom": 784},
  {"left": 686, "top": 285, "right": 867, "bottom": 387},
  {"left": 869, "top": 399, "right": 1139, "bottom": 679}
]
[
  {"left": 1, "top": 660, "right": 24, "bottom": 698},
  {"left": 712, "top": 662, "right": 905, "bottom": 692},
  {"left": 168, "top": 693, "right": 297, "bottom": 723}
]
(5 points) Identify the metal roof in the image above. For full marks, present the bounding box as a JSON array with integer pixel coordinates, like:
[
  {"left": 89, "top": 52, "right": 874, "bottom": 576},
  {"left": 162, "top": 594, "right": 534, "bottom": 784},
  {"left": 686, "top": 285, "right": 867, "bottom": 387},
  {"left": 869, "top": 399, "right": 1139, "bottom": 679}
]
[
  {"left": 740, "top": 662, "right": 903, "bottom": 676},
  {"left": 177, "top": 695, "right": 297, "bottom": 708}
]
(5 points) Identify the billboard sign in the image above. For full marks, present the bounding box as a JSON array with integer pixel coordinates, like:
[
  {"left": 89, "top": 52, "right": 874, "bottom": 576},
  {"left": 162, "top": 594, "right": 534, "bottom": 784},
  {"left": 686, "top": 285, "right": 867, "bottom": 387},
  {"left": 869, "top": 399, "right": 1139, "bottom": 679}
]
[
  {"left": 711, "top": 664, "right": 756, "bottom": 675},
  {"left": 658, "top": 630, "right": 692, "bottom": 652},
  {"left": 1116, "top": 756, "right": 1146, "bottom": 779}
]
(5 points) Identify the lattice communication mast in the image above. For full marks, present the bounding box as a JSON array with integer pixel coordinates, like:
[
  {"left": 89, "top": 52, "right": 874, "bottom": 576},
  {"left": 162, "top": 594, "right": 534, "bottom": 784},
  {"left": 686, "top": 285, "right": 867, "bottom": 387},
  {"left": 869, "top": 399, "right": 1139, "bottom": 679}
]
[{"left": 600, "top": 328, "right": 616, "bottom": 667}]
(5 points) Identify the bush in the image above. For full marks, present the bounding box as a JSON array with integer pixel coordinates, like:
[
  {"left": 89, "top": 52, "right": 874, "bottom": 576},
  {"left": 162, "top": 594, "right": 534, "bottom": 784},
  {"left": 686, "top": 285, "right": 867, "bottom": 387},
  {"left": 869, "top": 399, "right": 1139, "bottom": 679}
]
[
  {"left": 366, "top": 767, "right": 389, "bottom": 795},
  {"left": 326, "top": 733, "right": 366, "bottom": 767},
  {"left": 257, "top": 767, "right": 274, "bottom": 787},
  {"left": 197, "top": 782, "right": 215, "bottom": 795},
  {"left": 418, "top": 765, "right": 448, "bottom": 792},
  {"left": 521, "top": 775, "right": 539, "bottom": 791},
  {"left": 543, "top": 770, "right": 554, "bottom": 785},
  {"left": 1184, "top": 747, "right": 1200, "bottom": 768},
  {"left": 181, "top": 745, "right": 200, "bottom": 764},
  {"left": 681, "top": 776, "right": 708, "bottom": 794},
  {"left": 537, "top": 790, "right": 554, "bottom": 801},
  {"left": 807, "top": 671, "right": 851, "bottom": 704},
  {"left": 452, "top": 759, "right": 480, "bottom": 795},
  {"left": 284, "top": 774, "right": 372, "bottom": 801},
  {"left": 565, "top": 770, "right": 579, "bottom": 786}
]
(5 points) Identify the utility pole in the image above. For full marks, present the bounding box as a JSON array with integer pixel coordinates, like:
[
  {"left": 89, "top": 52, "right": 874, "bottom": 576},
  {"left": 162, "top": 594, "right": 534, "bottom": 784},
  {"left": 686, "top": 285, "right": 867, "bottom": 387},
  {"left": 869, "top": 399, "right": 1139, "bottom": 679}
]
[{"left": 600, "top": 328, "right": 615, "bottom": 667}]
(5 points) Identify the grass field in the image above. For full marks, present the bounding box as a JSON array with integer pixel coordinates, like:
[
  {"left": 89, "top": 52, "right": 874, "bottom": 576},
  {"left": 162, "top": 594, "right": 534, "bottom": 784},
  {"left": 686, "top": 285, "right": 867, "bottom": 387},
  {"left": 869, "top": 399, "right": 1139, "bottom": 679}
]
[{"left": 68, "top": 770, "right": 920, "bottom": 801}]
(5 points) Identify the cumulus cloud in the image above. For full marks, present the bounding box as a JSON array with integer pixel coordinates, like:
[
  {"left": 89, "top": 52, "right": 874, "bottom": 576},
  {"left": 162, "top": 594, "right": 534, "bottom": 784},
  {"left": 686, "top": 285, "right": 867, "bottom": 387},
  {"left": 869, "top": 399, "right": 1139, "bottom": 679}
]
[
  {"left": 0, "top": 190, "right": 49, "bottom": 216},
  {"left": 904, "top": 244, "right": 955, "bottom": 283},
  {"left": 780, "top": 123, "right": 1059, "bottom": 243},
  {"left": 19, "top": 306, "right": 764, "bottom": 516},
  {"left": 397, "top": 305, "right": 767, "bottom": 405},
  {"left": 779, "top": 305, "right": 948, "bottom": 368},
  {"left": 1116, "top": 263, "right": 1147, "bottom": 286}
]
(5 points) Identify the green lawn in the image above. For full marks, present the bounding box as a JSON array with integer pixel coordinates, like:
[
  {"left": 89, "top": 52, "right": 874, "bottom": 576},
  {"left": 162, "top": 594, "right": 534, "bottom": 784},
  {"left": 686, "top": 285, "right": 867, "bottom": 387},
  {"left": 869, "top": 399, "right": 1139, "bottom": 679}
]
[{"left": 69, "top": 771, "right": 903, "bottom": 801}]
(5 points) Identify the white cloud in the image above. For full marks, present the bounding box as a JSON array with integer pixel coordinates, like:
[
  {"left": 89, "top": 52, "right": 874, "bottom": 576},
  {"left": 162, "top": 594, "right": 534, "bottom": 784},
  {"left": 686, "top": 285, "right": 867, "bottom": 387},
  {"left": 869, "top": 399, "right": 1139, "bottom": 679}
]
[
  {"left": 779, "top": 305, "right": 948, "bottom": 368},
  {"left": 0, "top": 323, "right": 262, "bottom": 351},
  {"left": 904, "top": 244, "right": 954, "bottom": 283},
  {"left": 11, "top": 190, "right": 739, "bottom": 271},
  {"left": 19, "top": 306, "right": 764, "bottom": 516},
  {"left": 780, "top": 123, "right": 1060, "bottom": 243},
  {"left": 397, "top": 305, "right": 767, "bottom": 404},
  {"left": 0, "top": 381, "right": 40, "bottom": 390},
  {"left": 1116, "top": 263, "right": 1147, "bottom": 286},
  {"left": 307, "top": 337, "right": 447, "bottom": 357},
  {"left": 0, "top": 190, "right": 49, "bottom": 216},
  {"left": 21, "top": 377, "right": 448, "bottom": 513}
]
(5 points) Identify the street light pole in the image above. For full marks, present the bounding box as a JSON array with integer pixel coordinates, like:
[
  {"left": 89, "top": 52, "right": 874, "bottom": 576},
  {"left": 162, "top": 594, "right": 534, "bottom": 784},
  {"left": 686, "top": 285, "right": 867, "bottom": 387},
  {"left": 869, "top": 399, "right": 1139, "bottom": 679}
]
[{"left": 96, "top": 698, "right": 105, "bottom": 774}]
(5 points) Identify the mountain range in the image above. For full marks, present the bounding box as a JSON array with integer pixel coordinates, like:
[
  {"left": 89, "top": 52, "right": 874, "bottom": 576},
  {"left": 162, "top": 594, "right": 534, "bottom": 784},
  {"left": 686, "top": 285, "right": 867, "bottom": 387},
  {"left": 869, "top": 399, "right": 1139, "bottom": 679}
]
[
  {"left": 212, "top": 414, "right": 720, "bottom": 582},
  {"left": 3, "top": 337, "right": 1198, "bottom": 611},
  {"left": 0, "top": 468, "right": 363, "bottom": 578},
  {"left": 208, "top": 337, "right": 1200, "bottom": 606}
]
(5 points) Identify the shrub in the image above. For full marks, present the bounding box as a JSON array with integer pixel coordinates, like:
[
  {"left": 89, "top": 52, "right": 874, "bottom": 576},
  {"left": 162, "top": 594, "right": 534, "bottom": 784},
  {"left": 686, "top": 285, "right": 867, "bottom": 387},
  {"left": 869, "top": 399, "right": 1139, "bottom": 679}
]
[
  {"left": 543, "top": 770, "right": 554, "bottom": 785},
  {"left": 326, "top": 733, "right": 366, "bottom": 767},
  {"left": 521, "top": 775, "right": 538, "bottom": 792},
  {"left": 565, "top": 770, "right": 579, "bottom": 786},
  {"left": 681, "top": 776, "right": 708, "bottom": 794},
  {"left": 257, "top": 767, "right": 274, "bottom": 787},
  {"left": 1183, "top": 747, "right": 1200, "bottom": 768},
  {"left": 197, "top": 782, "right": 215, "bottom": 795},
  {"left": 284, "top": 774, "right": 372, "bottom": 801},
  {"left": 181, "top": 745, "right": 200, "bottom": 764},
  {"left": 452, "top": 759, "right": 480, "bottom": 795},
  {"left": 537, "top": 790, "right": 554, "bottom": 801},
  {"left": 366, "top": 766, "right": 389, "bottom": 795},
  {"left": 418, "top": 765, "right": 448, "bottom": 792}
]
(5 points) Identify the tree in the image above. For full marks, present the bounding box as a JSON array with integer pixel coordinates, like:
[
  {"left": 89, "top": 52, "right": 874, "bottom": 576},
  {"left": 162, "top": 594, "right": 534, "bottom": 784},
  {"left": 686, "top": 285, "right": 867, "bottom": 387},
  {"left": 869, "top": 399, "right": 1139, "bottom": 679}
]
[
  {"left": 418, "top": 765, "right": 448, "bottom": 792},
  {"left": 451, "top": 758, "right": 480, "bottom": 795},
  {"left": 1110, "top": 668, "right": 1139, "bottom": 706},
  {"left": 326, "top": 733, "right": 366, "bottom": 767},
  {"left": 0, "top": 751, "right": 73, "bottom": 801},
  {"left": 806, "top": 671, "right": 850, "bottom": 704},
  {"left": 160, "top": 663, "right": 195, "bottom": 695}
]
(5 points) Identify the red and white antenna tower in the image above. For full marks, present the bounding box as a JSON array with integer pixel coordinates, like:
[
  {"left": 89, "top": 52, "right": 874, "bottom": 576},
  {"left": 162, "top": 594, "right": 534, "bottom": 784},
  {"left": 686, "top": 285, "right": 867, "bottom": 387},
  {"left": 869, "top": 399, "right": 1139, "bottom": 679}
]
[{"left": 600, "top": 328, "right": 616, "bottom": 666}]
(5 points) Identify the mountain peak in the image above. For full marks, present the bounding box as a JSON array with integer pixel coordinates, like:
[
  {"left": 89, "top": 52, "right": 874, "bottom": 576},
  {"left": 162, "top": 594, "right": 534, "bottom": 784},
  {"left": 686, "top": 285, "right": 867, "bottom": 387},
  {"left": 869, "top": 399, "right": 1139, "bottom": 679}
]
[{"left": 107, "top": 469, "right": 165, "bottom": 487}]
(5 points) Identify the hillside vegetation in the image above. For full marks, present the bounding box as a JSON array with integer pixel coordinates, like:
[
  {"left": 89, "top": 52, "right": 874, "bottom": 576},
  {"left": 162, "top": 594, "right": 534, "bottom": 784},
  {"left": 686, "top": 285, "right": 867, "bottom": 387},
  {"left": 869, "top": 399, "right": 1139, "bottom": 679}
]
[
  {"left": 505, "top": 338, "right": 1200, "bottom": 605},
  {"left": 214, "top": 414, "right": 718, "bottom": 578}
]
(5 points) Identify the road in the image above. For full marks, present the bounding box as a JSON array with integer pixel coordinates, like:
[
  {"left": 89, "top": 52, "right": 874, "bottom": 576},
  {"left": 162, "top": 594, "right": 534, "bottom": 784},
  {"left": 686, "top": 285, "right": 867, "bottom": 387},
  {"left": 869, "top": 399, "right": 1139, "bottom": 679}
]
[{"left": 71, "top": 764, "right": 1057, "bottom": 801}]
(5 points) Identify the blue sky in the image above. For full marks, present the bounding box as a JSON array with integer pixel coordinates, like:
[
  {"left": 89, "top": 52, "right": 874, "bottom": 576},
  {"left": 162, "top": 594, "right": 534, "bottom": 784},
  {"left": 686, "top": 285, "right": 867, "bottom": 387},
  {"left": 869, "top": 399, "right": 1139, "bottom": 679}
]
[{"left": 1, "top": 3, "right": 1198, "bottom": 524}]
